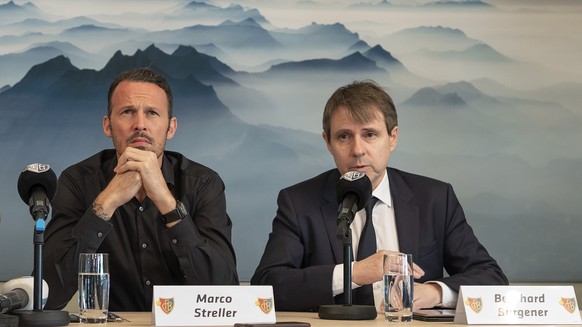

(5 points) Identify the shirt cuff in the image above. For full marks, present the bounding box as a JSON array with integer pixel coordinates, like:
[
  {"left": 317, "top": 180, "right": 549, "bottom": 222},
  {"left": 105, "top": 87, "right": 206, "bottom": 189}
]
[
  {"left": 332, "top": 262, "right": 361, "bottom": 296},
  {"left": 426, "top": 281, "right": 458, "bottom": 308}
]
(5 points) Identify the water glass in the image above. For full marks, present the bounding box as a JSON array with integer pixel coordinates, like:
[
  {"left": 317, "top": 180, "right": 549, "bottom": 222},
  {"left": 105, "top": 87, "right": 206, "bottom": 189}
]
[
  {"left": 78, "top": 253, "right": 110, "bottom": 324},
  {"left": 383, "top": 253, "right": 414, "bottom": 322}
]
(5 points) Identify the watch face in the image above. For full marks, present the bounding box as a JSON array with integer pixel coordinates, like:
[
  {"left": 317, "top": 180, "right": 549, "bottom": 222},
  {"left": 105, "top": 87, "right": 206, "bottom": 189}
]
[
  {"left": 162, "top": 201, "right": 187, "bottom": 224},
  {"left": 176, "top": 200, "right": 187, "bottom": 219}
]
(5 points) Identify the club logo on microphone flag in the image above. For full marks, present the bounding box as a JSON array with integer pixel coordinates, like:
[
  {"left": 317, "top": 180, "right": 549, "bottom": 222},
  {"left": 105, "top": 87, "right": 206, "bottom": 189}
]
[
  {"left": 24, "top": 163, "right": 51, "bottom": 173},
  {"left": 156, "top": 297, "right": 175, "bottom": 314},
  {"left": 255, "top": 297, "right": 273, "bottom": 314},
  {"left": 342, "top": 171, "right": 366, "bottom": 181},
  {"left": 466, "top": 297, "right": 483, "bottom": 313},
  {"left": 560, "top": 297, "right": 577, "bottom": 314}
]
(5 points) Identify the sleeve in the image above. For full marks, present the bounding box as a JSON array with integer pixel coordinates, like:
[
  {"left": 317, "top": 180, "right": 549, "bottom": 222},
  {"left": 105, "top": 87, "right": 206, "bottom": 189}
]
[
  {"left": 426, "top": 281, "right": 458, "bottom": 308},
  {"left": 250, "top": 188, "right": 337, "bottom": 311},
  {"left": 165, "top": 171, "right": 239, "bottom": 285},
  {"left": 437, "top": 184, "right": 509, "bottom": 290},
  {"left": 43, "top": 169, "right": 113, "bottom": 310}
]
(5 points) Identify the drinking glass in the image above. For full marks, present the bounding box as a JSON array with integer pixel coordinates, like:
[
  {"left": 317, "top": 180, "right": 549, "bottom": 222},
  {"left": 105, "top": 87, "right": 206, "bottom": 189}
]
[
  {"left": 78, "top": 253, "right": 110, "bottom": 324},
  {"left": 383, "top": 253, "right": 414, "bottom": 322}
]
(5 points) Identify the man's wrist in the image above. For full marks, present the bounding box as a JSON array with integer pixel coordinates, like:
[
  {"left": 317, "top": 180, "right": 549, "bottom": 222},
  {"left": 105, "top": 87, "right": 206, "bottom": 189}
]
[
  {"left": 161, "top": 200, "right": 187, "bottom": 225},
  {"left": 92, "top": 201, "right": 112, "bottom": 221}
]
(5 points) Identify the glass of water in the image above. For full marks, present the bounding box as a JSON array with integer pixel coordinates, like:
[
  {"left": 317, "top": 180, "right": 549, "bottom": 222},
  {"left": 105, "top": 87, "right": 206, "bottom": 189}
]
[
  {"left": 383, "top": 253, "right": 414, "bottom": 322},
  {"left": 78, "top": 253, "right": 110, "bottom": 324}
]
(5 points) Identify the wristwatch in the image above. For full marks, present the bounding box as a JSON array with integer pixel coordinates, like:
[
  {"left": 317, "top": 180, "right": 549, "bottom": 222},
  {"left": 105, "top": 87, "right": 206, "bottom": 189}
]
[{"left": 161, "top": 200, "right": 187, "bottom": 224}]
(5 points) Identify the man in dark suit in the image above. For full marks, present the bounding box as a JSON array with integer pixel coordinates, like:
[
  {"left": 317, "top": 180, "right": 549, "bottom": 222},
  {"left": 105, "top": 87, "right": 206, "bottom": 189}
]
[{"left": 251, "top": 80, "right": 507, "bottom": 312}]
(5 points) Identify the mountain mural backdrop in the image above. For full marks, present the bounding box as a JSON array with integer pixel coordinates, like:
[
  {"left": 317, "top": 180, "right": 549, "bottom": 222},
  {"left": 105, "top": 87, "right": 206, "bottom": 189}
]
[{"left": 0, "top": 0, "right": 581, "bottom": 284}]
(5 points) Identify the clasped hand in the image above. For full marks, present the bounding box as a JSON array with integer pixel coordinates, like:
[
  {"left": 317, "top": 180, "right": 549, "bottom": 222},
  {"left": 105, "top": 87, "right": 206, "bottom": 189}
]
[{"left": 94, "top": 148, "right": 174, "bottom": 218}]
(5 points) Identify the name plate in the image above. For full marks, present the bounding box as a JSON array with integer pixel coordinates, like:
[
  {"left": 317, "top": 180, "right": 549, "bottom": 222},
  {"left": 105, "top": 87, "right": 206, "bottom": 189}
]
[
  {"left": 454, "top": 285, "right": 581, "bottom": 324},
  {"left": 152, "top": 285, "right": 276, "bottom": 326}
]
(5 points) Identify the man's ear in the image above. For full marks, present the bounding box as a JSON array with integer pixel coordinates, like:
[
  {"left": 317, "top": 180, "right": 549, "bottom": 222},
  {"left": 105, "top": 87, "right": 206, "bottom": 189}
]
[
  {"left": 166, "top": 117, "right": 177, "bottom": 140},
  {"left": 389, "top": 126, "right": 398, "bottom": 151},
  {"left": 103, "top": 116, "right": 112, "bottom": 138}
]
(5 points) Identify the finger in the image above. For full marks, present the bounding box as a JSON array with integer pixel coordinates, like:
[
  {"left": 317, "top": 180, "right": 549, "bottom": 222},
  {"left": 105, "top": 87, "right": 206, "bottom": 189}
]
[{"left": 412, "top": 263, "right": 425, "bottom": 277}]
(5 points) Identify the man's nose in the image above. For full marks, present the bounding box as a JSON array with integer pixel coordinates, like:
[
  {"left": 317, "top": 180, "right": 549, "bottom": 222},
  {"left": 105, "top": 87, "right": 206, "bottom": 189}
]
[
  {"left": 134, "top": 112, "right": 146, "bottom": 130},
  {"left": 352, "top": 136, "right": 365, "bottom": 157}
]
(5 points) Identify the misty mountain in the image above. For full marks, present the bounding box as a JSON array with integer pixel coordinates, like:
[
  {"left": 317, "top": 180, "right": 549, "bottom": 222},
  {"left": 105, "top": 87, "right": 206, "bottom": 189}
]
[
  {"left": 220, "top": 18, "right": 263, "bottom": 28},
  {"left": 363, "top": 45, "right": 407, "bottom": 72},
  {"left": 0, "top": 16, "right": 122, "bottom": 35},
  {"left": 349, "top": 0, "right": 393, "bottom": 9},
  {"left": 422, "top": 0, "right": 494, "bottom": 9},
  {"left": 417, "top": 43, "right": 512, "bottom": 62},
  {"left": 528, "top": 82, "right": 582, "bottom": 112},
  {"left": 0, "top": 42, "right": 94, "bottom": 87},
  {"left": 384, "top": 25, "right": 481, "bottom": 53},
  {"left": 435, "top": 81, "right": 501, "bottom": 106},
  {"left": 105, "top": 44, "right": 238, "bottom": 86},
  {"left": 166, "top": 1, "right": 270, "bottom": 26},
  {"left": 348, "top": 40, "right": 371, "bottom": 54},
  {"left": 401, "top": 80, "right": 504, "bottom": 108},
  {"left": 401, "top": 87, "right": 467, "bottom": 107},
  {"left": 272, "top": 22, "right": 360, "bottom": 52},
  {"left": 265, "top": 52, "right": 385, "bottom": 76},
  {"left": 0, "top": 1, "right": 44, "bottom": 25},
  {"left": 153, "top": 21, "right": 282, "bottom": 50},
  {"left": 361, "top": 44, "right": 437, "bottom": 88},
  {"left": 57, "top": 24, "right": 145, "bottom": 50}
]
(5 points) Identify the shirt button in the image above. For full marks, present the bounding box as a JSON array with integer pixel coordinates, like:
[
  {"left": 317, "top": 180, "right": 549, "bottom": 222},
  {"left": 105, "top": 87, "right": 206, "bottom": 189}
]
[
  {"left": 139, "top": 206, "right": 144, "bottom": 212},
  {"left": 172, "top": 239, "right": 178, "bottom": 244},
  {"left": 97, "top": 232, "right": 103, "bottom": 238},
  {"left": 145, "top": 280, "right": 151, "bottom": 286},
  {"left": 141, "top": 243, "right": 147, "bottom": 249}
]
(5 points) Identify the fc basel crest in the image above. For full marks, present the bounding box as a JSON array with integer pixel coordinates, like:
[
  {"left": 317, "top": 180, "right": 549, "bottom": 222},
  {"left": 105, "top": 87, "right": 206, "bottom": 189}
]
[
  {"left": 255, "top": 297, "right": 274, "bottom": 314},
  {"left": 465, "top": 297, "right": 483, "bottom": 313},
  {"left": 156, "top": 297, "right": 175, "bottom": 314},
  {"left": 560, "top": 297, "right": 577, "bottom": 314}
]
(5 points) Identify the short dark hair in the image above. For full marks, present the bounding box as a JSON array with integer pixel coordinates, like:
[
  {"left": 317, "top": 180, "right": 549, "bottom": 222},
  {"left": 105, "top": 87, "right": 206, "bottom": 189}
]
[
  {"left": 323, "top": 80, "right": 397, "bottom": 140},
  {"left": 107, "top": 67, "right": 173, "bottom": 118}
]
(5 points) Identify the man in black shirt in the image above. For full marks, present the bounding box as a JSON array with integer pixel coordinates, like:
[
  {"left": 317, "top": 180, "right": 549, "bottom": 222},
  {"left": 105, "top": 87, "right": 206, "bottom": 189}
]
[{"left": 43, "top": 67, "right": 238, "bottom": 311}]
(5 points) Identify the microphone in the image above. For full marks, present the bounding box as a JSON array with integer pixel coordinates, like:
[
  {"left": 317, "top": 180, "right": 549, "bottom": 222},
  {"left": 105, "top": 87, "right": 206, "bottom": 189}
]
[
  {"left": 17, "top": 163, "right": 57, "bottom": 221},
  {"left": 13, "top": 164, "right": 69, "bottom": 327},
  {"left": 335, "top": 171, "right": 372, "bottom": 228},
  {"left": 319, "top": 171, "right": 376, "bottom": 320},
  {"left": 0, "top": 277, "right": 48, "bottom": 314}
]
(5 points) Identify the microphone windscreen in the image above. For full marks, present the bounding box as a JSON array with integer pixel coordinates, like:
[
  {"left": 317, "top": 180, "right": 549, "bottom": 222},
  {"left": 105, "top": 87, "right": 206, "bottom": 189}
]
[
  {"left": 0, "top": 276, "right": 49, "bottom": 311},
  {"left": 17, "top": 163, "right": 57, "bottom": 204},
  {"left": 336, "top": 171, "right": 372, "bottom": 211}
]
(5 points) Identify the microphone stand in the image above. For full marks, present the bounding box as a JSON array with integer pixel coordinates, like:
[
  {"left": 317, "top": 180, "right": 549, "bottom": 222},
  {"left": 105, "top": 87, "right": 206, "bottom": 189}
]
[
  {"left": 11, "top": 211, "right": 70, "bottom": 326},
  {"left": 318, "top": 214, "right": 377, "bottom": 320}
]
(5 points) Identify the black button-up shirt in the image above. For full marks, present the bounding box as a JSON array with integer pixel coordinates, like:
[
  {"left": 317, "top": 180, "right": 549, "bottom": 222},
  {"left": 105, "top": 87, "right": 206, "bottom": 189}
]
[{"left": 43, "top": 149, "right": 238, "bottom": 311}]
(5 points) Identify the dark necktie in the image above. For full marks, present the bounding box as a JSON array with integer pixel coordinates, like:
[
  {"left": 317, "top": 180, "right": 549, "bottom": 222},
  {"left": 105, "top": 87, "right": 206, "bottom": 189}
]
[
  {"left": 352, "top": 196, "right": 379, "bottom": 305},
  {"left": 357, "top": 196, "right": 379, "bottom": 260}
]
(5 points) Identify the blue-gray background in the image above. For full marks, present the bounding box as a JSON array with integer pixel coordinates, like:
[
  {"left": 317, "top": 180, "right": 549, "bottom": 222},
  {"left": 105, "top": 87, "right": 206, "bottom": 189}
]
[{"left": 0, "top": 0, "right": 581, "bottom": 283}]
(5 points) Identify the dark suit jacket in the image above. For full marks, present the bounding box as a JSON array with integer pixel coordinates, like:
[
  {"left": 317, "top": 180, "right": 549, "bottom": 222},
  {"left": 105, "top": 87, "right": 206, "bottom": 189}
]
[{"left": 251, "top": 168, "right": 508, "bottom": 311}]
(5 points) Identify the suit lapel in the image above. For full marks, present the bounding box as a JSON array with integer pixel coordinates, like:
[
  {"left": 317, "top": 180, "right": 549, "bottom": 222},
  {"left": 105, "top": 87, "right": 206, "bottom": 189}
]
[
  {"left": 320, "top": 170, "right": 344, "bottom": 263},
  {"left": 388, "top": 168, "right": 421, "bottom": 260}
]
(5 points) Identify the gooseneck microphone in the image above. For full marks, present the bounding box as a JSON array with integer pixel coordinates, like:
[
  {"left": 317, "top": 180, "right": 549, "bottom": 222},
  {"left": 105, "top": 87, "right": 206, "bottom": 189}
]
[
  {"left": 17, "top": 163, "right": 57, "bottom": 221},
  {"left": 319, "top": 171, "right": 376, "bottom": 320},
  {"left": 13, "top": 163, "right": 69, "bottom": 327}
]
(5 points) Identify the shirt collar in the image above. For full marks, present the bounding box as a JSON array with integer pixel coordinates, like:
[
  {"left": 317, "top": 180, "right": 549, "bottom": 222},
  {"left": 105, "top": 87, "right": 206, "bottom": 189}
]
[{"left": 372, "top": 170, "right": 392, "bottom": 208}]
